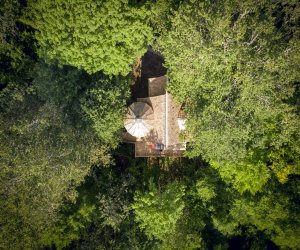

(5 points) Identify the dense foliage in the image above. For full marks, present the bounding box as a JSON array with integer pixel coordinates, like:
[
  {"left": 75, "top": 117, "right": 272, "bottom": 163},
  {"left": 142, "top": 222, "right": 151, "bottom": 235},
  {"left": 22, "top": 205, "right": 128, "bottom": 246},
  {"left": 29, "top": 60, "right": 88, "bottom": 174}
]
[
  {"left": 156, "top": 0, "right": 300, "bottom": 192},
  {"left": 0, "top": 0, "right": 299, "bottom": 249},
  {"left": 22, "top": 0, "right": 153, "bottom": 75}
]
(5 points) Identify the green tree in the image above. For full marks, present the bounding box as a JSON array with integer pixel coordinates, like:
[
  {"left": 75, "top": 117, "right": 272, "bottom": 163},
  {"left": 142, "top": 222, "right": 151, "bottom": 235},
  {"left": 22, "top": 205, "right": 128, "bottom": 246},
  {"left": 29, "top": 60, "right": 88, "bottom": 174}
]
[
  {"left": 0, "top": 85, "right": 101, "bottom": 249},
  {"left": 149, "top": 0, "right": 182, "bottom": 35},
  {"left": 0, "top": 0, "right": 35, "bottom": 90},
  {"left": 211, "top": 158, "right": 271, "bottom": 195},
  {"left": 132, "top": 180, "right": 185, "bottom": 241},
  {"left": 22, "top": 0, "right": 153, "bottom": 75},
  {"left": 157, "top": 0, "right": 300, "bottom": 183},
  {"left": 32, "top": 62, "right": 129, "bottom": 148},
  {"left": 96, "top": 174, "right": 133, "bottom": 231},
  {"left": 80, "top": 74, "right": 130, "bottom": 146},
  {"left": 195, "top": 178, "right": 217, "bottom": 204},
  {"left": 0, "top": 0, "right": 29, "bottom": 68},
  {"left": 188, "top": 167, "right": 300, "bottom": 249},
  {"left": 33, "top": 62, "right": 88, "bottom": 106},
  {"left": 229, "top": 189, "right": 300, "bottom": 249},
  {"left": 41, "top": 202, "right": 96, "bottom": 249}
]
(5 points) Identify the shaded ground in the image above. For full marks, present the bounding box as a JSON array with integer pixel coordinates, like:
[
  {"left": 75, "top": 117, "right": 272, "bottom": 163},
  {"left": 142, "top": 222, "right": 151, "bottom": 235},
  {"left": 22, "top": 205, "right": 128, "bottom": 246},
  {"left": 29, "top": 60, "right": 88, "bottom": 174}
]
[{"left": 131, "top": 48, "right": 167, "bottom": 99}]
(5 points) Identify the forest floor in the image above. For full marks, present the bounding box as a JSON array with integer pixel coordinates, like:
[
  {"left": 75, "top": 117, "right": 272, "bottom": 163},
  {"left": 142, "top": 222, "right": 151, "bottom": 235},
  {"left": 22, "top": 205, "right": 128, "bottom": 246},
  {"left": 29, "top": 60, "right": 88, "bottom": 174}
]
[{"left": 131, "top": 48, "right": 166, "bottom": 99}]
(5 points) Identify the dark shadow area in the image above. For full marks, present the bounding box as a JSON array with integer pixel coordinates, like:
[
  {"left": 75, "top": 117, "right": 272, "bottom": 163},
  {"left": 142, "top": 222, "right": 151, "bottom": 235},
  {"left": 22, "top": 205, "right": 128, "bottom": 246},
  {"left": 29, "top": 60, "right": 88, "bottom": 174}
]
[
  {"left": 228, "top": 235, "right": 279, "bottom": 250},
  {"left": 131, "top": 47, "right": 166, "bottom": 99}
]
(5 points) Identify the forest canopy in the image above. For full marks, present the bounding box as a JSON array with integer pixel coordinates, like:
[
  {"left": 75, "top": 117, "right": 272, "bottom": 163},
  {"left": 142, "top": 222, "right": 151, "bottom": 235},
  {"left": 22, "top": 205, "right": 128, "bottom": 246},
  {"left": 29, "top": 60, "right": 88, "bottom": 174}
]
[
  {"left": 0, "top": 0, "right": 299, "bottom": 249},
  {"left": 22, "top": 0, "right": 154, "bottom": 75}
]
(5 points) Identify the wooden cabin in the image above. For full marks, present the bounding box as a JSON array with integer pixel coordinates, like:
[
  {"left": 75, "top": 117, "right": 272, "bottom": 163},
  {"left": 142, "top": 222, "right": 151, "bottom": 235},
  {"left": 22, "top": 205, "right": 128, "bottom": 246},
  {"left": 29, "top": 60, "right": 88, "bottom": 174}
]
[{"left": 123, "top": 76, "right": 186, "bottom": 157}]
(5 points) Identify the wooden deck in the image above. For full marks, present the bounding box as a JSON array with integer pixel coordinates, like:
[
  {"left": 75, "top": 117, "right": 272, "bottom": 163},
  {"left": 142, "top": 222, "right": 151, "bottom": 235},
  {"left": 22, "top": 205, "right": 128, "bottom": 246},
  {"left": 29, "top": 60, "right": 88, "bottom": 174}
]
[
  {"left": 135, "top": 141, "right": 185, "bottom": 157},
  {"left": 133, "top": 94, "right": 185, "bottom": 157}
]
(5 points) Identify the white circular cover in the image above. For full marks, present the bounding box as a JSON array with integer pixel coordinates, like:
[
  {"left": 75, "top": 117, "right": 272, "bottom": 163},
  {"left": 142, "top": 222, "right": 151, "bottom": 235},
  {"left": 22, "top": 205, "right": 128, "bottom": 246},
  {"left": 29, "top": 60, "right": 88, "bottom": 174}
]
[{"left": 124, "top": 102, "right": 153, "bottom": 138}]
